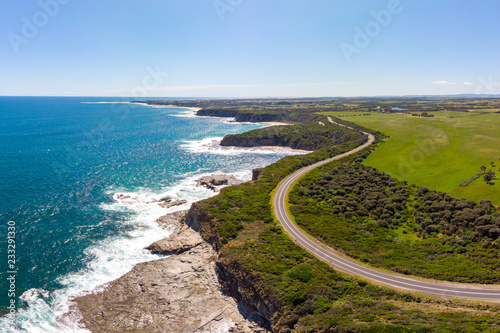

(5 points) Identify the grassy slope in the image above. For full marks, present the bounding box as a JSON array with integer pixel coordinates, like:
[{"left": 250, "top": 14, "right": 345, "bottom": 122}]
[
  {"left": 321, "top": 111, "right": 500, "bottom": 205},
  {"left": 197, "top": 142, "right": 500, "bottom": 332}
]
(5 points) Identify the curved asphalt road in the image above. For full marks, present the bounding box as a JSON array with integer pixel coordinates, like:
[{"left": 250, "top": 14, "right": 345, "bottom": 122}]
[{"left": 273, "top": 121, "right": 500, "bottom": 300}]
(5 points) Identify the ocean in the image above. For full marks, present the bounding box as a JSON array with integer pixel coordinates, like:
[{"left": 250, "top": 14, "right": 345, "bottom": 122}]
[{"left": 0, "top": 97, "right": 304, "bottom": 332}]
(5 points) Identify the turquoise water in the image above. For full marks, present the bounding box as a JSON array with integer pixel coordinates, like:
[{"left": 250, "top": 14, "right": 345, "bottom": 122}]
[{"left": 0, "top": 97, "right": 303, "bottom": 332}]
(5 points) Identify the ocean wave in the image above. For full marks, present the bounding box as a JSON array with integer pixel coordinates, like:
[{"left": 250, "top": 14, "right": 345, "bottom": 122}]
[
  {"left": 132, "top": 102, "right": 180, "bottom": 109},
  {"left": 0, "top": 169, "right": 251, "bottom": 332},
  {"left": 170, "top": 109, "right": 198, "bottom": 117},
  {"left": 221, "top": 119, "right": 275, "bottom": 127},
  {"left": 173, "top": 168, "right": 212, "bottom": 179},
  {"left": 180, "top": 137, "right": 310, "bottom": 156},
  {"left": 1, "top": 193, "right": 173, "bottom": 332}
]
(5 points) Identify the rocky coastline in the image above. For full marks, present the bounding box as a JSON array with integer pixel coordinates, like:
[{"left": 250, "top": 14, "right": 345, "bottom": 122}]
[
  {"left": 75, "top": 210, "right": 269, "bottom": 333},
  {"left": 75, "top": 181, "right": 270, "bottom": 333},
  {"left": 196, "top": 174, "right": 245, "bottom": 192},
  {"left": 220, "top": 136, "right": 282, "bottom": 148},
  {"left": 73, "top": 103, "right": 293, "bottom": 332},
  {"left": 194, "top": 108, "right": 277, "bottom": 122}
]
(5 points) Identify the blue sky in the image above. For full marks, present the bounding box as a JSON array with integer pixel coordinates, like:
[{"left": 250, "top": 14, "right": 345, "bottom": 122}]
[{"left": 1, "top": 0, "right": 500, "bottom": 97}]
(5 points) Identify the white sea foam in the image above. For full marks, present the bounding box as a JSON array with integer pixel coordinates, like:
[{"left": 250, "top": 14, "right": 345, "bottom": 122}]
[
  {"left": 130, "top": 102, "right": 201, "bottom": 113},
  {"left": 0, "top": 109, "right": 303, "bottom": 332},
  {"left": 2, "top": 194, "right": 175, "bottom": 332},
  {"left": 132, "top": 102, "right": 180, "bottom": 109},
  {"left": 0, "top": 170, "right": 251, "bottom": 332},
  {"left": 221, "top": 119, "right": 275, "bottom": 127},
  {"left": 171, "top": 109, "right": 198, "bottom": 118},
  {"left": 180, "top": 137, "right": 310, "bottom": 156},
  {"left": 173, "top": 167, "right": 212, "bottom": 179}
]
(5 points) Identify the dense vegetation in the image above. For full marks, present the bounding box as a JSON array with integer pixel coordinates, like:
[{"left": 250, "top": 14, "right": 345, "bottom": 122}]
[
  {"left": 290, "top": 160, "right": 500, "bottom": 283},
  {"left": 221, "top": 116, "right": 367, "bottom": 150},
  {"left": 205, "top": 137, "right": 369, "bottom": 245},
  {"left": 193, "top": 139, "right": 500, "bottom": 332},
  {"left": 131, "top": 97, "right": 500, "bottom": 331}
]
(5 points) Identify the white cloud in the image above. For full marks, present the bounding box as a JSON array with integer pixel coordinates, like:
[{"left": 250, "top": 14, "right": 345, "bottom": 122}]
[
  {"left": 432, "top": 80, "right": 456, "bottom": 85},
  {"left": 464, "top": 81, "right": 473, "bottom": 85}
]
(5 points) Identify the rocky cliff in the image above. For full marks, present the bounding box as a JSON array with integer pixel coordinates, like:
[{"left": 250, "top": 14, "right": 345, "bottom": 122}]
[
  {"left": 234, "top": 113, "right": 279, "bottom": 123},
  {"left": 196, "top": 109, "right": 239, "bottom": 118},
  {"left": 185, "top": 202, "right": 222, "bottom": 250},
  {"left": 196, "top": 109, "right": 283, "bottom": 123},
  {"left": 75, "top": 210, "right": 269, "bottom": 333},
  {"left": 185, "top": 204, "right": 279, "bottom": 329},
  {"left": 252, "top": 168, "right": 263, "bottom": 181},
  {"left": 220, "top": 135, "right": 282, "bottom": 148}
]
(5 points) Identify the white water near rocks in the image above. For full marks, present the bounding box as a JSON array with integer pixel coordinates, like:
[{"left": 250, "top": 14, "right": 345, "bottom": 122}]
[{"left": 0, "top": 100, "right": 304, "bottom": 332}]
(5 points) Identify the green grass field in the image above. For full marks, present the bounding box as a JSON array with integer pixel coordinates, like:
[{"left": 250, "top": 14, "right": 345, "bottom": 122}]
[{"left": 322, "top": 111, "right": 500, "bottom": 206}]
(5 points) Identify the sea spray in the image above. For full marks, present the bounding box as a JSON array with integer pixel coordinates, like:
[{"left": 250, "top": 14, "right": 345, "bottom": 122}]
[{"left": 0, "top": 97, "right": 303, "bottom": 331}]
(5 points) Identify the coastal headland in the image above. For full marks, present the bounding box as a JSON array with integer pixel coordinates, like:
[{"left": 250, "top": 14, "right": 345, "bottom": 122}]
[{"left": 77, "top": 98, "right": 500, "bottom": 332}]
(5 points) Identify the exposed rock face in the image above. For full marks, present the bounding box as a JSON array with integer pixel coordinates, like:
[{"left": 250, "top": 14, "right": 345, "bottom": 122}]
[
  {"left": 217, "top": 260, "right": 280, "bottom": 326},
  {"left": 252, "top": 168, "right": 263, "bottom": 181},
  {"left": 75, "top": 209, "right": 269, "bottom": 333},
  {"left": 146, "top": 225, "right": 203, "bottom": 255},
  {"left": 195, "top": 109, "right": 281, "bottom": 123},
  {"left": 157, "top": 198, "right": 188, "bottom": 209},
  {"left": 154, "top": 196, "right": 188, "bottom": 209},
  {"left": 154, "top": 210, "right": 189, "bottom": 230},
  {"left": 185, "top": 203, "right": 221, "bottom": 250},
  {"left": 196, "top": 109, "right": 239, "bottom": 118},
  {"left": 76, "top": 243, "right": 264, "bottom": 333},
  {"left": 196, "top": 174, "right": 244, "bottom": 192},
  {"left": 220, "top": 136, "right": 281, "bottom": 148},
  {"left": 187, "top": 206, "right": 278, "bottom": 328},
  {"left": 234, "top": 113, "right": 278, "bottom": 123}
]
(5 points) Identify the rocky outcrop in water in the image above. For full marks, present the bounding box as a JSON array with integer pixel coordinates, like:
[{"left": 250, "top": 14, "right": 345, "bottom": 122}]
[
  {"left": 157, "top": 198, "right": 188, "bottom": 209},
  {"left": 146, "top": 224, "right": 203, "bottom": 255},
  {"left": 75, "top": 210, "right": 268, "bottom": 333},
  {"left": 196, "top": 174, "right": 244, "bottom": 192}
]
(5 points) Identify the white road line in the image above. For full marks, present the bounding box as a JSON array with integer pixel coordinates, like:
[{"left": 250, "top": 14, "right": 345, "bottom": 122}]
[{"left": 273, "top": 122, "right": 500, "bottom": 300}]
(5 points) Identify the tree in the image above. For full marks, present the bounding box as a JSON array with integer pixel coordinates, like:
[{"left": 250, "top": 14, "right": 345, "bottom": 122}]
[
  {"left": 417, "top": 186, "right": 429, "bottom": 196},
  {"left": 484, "top": 171, "right": 494, "bottom": 184},
  {"left": 480, "top": 165, "right": 487, "bottom": 173}
]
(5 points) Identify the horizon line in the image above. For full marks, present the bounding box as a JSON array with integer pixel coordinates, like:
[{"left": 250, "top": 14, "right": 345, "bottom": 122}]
[{"left": 1, "top": 94, "right": 500, "bottom": 99}]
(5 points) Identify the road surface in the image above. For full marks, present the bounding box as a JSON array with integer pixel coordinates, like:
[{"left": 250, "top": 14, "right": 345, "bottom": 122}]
[{"left": 273, "top": 121, "right": 500, "bottom": 300}]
